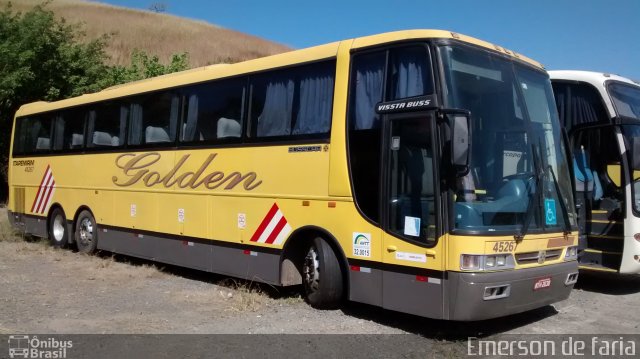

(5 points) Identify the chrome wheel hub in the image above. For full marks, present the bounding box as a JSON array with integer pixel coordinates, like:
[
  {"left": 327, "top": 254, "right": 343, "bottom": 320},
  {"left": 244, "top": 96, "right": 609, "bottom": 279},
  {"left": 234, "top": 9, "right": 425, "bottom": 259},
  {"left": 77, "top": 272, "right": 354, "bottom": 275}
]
[
  {"left": 52, "top": 215, "right": 65, "bottom": 242},
  {"left": 79, "top": 218, "right": 94, "bottom": 245},
  {"left": 303, "top": 246, "right": 320, "bottom": 292}
]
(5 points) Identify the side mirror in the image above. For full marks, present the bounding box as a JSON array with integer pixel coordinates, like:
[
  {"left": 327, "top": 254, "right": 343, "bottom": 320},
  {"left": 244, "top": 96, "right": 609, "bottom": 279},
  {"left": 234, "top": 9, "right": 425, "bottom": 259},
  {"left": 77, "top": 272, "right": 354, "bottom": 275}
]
[{"left": 441, "top": 109, "right": 472, "bottom": 176}]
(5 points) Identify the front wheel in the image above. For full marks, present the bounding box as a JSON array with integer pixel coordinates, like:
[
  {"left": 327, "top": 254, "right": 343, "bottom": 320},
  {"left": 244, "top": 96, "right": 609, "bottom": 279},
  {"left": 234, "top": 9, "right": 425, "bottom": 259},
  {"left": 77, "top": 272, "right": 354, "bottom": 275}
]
[
  {"left": 48, "top": 207, "right": 69, "bottom": 248},
  {"left": 302, "top": 237, "right": 344, "bottom": 309},
  {"left": 75, "top": 210, "right": 98, "bottom": 254}
]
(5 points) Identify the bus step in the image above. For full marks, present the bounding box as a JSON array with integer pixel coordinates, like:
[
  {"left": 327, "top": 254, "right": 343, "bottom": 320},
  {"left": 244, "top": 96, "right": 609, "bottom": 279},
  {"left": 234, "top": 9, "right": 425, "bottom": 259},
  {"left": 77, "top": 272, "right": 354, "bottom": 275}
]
[{"left": 579, "top": 249, "right": 621, "bottom": 272}]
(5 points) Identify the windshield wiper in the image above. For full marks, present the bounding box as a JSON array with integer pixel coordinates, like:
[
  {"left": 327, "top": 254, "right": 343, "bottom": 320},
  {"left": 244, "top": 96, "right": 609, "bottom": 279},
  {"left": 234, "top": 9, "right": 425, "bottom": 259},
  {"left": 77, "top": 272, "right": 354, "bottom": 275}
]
[
  {"left": 514, "top": 143, "right": 543, "bottom": 242},
  {"left": 547, "top": 164, "right": 572, "bottom": 235}
]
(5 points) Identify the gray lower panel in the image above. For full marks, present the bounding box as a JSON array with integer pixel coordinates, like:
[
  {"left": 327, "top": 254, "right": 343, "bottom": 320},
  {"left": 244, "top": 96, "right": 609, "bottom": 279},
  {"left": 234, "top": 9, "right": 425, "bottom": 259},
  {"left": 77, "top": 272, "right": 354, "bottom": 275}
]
[
  {"left": 212, "top": 247, "right": 280, "bottom": 285},
  {"left": 97, "top": 228, "right": 212, "bottom": 272},
  {"left": 96, "top": 226, "right": 281, "bottom": 285},
  {"left": 446, "top": 261, "right": 578, "bottom": 321},
  {"left": 348, "top": 268, "right": 383, "bottom": 307},
  {"left": 23, "top": 215, "right": 47, "bottom": 238},
  {"left": 382, "top": 271, "right": 443, "bottom": 319}
]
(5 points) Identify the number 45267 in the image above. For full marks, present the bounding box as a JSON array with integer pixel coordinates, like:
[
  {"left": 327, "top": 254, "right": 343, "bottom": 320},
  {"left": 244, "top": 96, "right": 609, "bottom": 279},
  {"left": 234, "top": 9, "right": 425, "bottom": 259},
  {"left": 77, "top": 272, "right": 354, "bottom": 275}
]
[{"left": 492, "top": 241, "right": 515, "bottom": 253}]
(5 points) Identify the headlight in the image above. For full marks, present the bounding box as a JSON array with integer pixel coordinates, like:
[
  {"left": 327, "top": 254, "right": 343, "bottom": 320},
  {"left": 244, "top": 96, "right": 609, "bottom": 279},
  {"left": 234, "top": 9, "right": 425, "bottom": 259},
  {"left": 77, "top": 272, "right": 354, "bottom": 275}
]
[
  {"left": 564, "top": 246, "right": 578, "bottom": 261},
  {"left": 460, "top": 254, "right": 515, "bottom": 271}
]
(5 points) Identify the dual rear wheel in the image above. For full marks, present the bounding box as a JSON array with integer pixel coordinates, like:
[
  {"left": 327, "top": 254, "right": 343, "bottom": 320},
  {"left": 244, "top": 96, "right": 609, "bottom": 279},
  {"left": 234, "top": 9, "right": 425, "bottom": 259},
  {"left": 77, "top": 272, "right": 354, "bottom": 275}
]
[{"left": 47, "top": 208, "right": 98, "bottom": 254}]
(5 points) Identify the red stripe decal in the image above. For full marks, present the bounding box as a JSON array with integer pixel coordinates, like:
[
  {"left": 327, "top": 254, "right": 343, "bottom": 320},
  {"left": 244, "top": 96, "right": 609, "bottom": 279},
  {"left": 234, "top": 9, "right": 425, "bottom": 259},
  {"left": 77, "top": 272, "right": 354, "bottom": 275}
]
[
  {"left": 31, "top": 166, "right": 50, "bottom": 212},
  {"left": 416, "top": 275, "right": 428, "bottom": 282},
  {"left": 38, "top": 178, "right": 55, "bottom": 214},
  {"left": 264, "top": 216, "right": 287, "bottom": 244},
  {"left": 250, "top": 203, "right": 279, "bottom": 242}
]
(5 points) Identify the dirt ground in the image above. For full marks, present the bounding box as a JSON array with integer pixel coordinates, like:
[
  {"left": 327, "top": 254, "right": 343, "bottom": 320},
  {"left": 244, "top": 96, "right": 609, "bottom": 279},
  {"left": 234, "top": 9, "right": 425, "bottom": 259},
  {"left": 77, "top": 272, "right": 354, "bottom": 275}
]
[{"left": 1, "top": 207, "right": 639, "bottom": 340}]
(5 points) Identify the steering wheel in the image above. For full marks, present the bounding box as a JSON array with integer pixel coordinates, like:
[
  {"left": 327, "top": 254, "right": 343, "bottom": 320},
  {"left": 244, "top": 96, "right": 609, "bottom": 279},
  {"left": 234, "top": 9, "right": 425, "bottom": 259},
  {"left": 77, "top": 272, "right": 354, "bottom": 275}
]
[{"left": 503, "top": 172, "right": 536, "bottom": 182}]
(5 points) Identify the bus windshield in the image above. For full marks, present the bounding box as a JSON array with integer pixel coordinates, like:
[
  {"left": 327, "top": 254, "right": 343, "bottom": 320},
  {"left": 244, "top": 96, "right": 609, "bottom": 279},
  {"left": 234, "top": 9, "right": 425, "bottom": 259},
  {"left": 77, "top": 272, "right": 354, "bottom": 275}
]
[
  {"left": 609, "top": 82, "right": 640, "bottom": 120},
  {"left": 440, "top": 44, "right": 575, "bottom": 234}
]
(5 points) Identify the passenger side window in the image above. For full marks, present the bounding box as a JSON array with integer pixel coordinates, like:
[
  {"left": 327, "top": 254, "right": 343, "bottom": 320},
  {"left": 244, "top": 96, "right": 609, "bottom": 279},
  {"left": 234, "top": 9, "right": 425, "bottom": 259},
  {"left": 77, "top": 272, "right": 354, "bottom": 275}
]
[
  {"left": 181, "top": 79, "right": 245, "bottom": 143},
  {"left": 249, "top": 61, "right": 335, "bottom": 138},
  {"left": 87, "top": 102, "right": 126, "bottom": 148},
  {"left": 53, "top": 109, "right": 86, "bottom": 150},
  {"left": 389, "top": 46, "right": 433, "bottom": 100},
  {"left": 128, "top": 92, "right": 179, "bottom": 145},
  {"left": 22, "top": 116, "right": 52, "bottom": 153},
  {"left": 552, "top": 82, "right": 609, "bottom": 132},
  {"left": 348, "top": 51, "right": 386, "bottom": 223}
]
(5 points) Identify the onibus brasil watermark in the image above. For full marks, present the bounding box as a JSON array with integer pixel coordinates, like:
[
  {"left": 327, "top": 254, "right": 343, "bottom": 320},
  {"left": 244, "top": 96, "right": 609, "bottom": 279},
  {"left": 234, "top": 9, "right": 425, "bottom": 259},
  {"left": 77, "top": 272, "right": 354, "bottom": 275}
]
[
  {"left": 8, "top": 335, "right": 72, "bottom": 359},
  {"left": 468, "top": 336, "right": 636, "bottom": 356}
]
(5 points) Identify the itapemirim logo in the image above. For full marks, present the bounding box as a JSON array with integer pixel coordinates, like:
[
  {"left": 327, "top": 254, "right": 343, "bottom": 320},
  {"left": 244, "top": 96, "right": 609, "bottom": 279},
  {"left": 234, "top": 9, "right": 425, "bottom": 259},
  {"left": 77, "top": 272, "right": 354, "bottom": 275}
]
[{"left": 7, "top": 335, "right": 72, "bottom": 359}]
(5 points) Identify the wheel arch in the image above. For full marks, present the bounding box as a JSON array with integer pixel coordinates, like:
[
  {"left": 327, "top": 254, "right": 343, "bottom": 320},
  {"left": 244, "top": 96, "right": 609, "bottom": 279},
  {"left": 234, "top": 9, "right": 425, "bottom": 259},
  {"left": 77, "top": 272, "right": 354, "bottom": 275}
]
[
  {"left": 46, "top": 202, "right": 66, "bottom": 237},
  {"left": 279, "top": 225, "right": 350, "bottom": 296}
]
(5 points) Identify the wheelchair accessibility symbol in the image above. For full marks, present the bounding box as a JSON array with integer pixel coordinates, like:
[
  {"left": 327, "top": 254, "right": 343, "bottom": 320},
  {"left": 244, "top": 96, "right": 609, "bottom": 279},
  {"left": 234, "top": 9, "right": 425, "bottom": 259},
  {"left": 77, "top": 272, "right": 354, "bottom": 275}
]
[{"left": 544, "top": 198, "right": 557, "bottom": 225}]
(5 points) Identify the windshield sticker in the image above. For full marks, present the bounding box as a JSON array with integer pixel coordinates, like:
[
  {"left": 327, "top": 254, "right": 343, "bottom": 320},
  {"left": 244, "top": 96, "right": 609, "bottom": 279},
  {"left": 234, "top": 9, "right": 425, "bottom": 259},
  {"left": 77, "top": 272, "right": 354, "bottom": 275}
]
[
  {"left": 545, "top": 199, "right": 557, "bottom": 225},
  {"left": 352, "top": 232, "right": 371, "bottom": 258},
  {"left": 404, "top": 216, "right": 421, "bottom": 237}
]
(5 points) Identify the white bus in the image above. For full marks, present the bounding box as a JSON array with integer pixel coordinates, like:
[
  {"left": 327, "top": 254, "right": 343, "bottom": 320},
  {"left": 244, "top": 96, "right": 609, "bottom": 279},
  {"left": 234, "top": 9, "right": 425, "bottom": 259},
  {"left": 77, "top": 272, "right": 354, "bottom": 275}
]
[{"left": 550, "top": 70, "right": 640, "bottom": 273}]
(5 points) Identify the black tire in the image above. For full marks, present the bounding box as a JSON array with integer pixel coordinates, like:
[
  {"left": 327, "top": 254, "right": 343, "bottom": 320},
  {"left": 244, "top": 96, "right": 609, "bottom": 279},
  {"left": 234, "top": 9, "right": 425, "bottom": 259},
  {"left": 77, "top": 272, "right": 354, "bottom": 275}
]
[
  {"left": 302, "top": 237, "right": 344, "bottom": 309},
  {"left": 75, "top": 210, "right": 98, "bottom": 254},
  {"left": 48, "top": 207, "right": 69, "bottom": 248}
]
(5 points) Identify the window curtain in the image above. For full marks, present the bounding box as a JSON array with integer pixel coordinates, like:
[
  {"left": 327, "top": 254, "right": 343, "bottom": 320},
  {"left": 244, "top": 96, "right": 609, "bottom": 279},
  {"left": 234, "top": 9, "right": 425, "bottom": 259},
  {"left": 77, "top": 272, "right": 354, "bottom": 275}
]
[
  {"left": 394, "top": 52, "right": 425, "bottom": 99},
  {"left": 183, "top": 94, "right": 199, "bottom": 141},
  {"left": 86, "top": 111, "right": 96, "bottom": 147},
  {"left": 128, "top": 104, "right": 143, "bottom": 145},
  {"left": 53, "top": 115, "right": 65, "bottom": 150},
  {"left": 118, "top": 106, "right": 129, "bottom": 146},
  {"left": 257, "top": 79, "right": 294, "bottom": 136},
  {"left": 293, "top": 74, "right": 333, "bottom": 135},
  {"left": 354, "top": 62, "right": 384, "bottom": 130},
  {"left": 169, "top": 95, "right": 179, "bottom": 140}
]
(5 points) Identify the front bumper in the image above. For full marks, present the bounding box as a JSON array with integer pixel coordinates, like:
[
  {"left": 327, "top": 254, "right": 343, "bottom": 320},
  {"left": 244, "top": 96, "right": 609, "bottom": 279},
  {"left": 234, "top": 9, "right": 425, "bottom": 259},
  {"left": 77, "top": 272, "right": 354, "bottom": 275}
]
[{"left": 446, "top": 260, "right": 578, "bottom": 321}]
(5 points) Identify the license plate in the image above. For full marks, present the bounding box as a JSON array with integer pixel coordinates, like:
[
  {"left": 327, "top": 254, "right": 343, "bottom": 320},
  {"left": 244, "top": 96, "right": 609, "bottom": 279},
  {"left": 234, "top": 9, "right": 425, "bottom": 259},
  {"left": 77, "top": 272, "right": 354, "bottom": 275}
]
[{"left": 533, "top": 277, "right": 552, "bottom": 290}]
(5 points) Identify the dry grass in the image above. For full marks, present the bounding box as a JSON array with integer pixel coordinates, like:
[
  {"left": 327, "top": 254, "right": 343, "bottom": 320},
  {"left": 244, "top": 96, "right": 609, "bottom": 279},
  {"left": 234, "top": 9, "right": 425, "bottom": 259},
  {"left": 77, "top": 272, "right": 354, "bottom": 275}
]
[
  {"left": 2, "top": 0, "right": 291, "bottom": 66},
  {"left": 219, "top": 279, "right": 268, "bottom": 312}
]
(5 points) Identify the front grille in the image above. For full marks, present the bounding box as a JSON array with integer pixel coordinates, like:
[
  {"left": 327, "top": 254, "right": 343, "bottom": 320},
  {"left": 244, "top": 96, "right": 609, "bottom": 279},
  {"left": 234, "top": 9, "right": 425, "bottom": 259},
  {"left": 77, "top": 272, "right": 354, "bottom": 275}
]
[{"left": 515, "top": 249, "right": 562, "bottom": 265}]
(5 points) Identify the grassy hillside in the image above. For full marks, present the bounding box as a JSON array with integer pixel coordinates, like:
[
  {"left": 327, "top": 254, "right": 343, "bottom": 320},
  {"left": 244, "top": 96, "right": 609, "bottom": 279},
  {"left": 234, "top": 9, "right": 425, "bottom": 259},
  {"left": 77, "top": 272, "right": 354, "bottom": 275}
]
[{"left": 2, "top": 0, "right": 291, "bottom": 66}]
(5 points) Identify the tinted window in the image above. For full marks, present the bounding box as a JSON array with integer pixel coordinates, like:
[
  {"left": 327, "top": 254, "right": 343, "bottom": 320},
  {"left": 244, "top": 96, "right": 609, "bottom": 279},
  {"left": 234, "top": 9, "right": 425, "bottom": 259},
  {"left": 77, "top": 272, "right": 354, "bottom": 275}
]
[
  {"left": 17, "top": 116, "right": 53, "bottom": 153},
  {"left": 348, "top": 51, "right": 386, "bottom": 223},
  {"left": 87, "top": 102, "right": 126, "bottom": 148},
  {"left": 128, "top": 92, "right": 179, "bottom": 145},
  {"left": 389, "top": 46, "right": 433, "bottom": 100},
  {"left": 53, "top": 109, "right": 86, "bottom": 150},
  {"left": 181, "top": 79, "right": 245, "bottom": 143},
  {"left": 551, "top": 82, "right": 609, "bottom": 132},
  {"left": 249, "top": 61, "right": 335, "bottom": 138}
]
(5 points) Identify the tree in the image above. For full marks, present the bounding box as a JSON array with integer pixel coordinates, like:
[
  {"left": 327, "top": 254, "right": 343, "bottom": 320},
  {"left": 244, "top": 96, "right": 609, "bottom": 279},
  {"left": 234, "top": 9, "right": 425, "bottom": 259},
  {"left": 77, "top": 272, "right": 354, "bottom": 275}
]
[
  {"left": 101, "top": 49, "right": 189, "bottom": 88},
  {"left": 0, "top": 2, "right": 191, "bottom": 202},
  {"left": 0, "top": 2, "right": 110, "bottom": 201}
]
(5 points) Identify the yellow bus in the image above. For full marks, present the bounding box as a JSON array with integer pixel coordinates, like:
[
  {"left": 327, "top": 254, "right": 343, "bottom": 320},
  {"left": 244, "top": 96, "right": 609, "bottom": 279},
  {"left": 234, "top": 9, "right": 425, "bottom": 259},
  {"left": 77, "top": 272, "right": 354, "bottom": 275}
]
[{"left": 8, "top": 30, "right": 580, "bottom": 321}]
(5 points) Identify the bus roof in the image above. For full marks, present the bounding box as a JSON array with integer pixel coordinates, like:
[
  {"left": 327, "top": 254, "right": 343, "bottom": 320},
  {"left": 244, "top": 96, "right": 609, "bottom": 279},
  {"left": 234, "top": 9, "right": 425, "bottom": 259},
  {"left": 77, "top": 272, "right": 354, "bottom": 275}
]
[
  {"left": 549, "top": 70, "right": 640, "bottom": 89},
  {"left": 16, "top": 29, "right": 544, "bottom": 117}
]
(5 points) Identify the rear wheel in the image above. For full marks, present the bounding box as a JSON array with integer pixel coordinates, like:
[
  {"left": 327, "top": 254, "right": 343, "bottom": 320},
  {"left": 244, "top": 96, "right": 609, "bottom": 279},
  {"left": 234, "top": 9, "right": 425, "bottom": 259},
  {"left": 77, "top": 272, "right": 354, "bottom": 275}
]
[
  {"left": 302, "top": 237, "right": 344, "bottom": 309},
  {"left": 75, "top": 210, "right": 98, "bottom": 254},
  {"left": 48, "top": 207, "right": 69, "bottom": 248}
]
